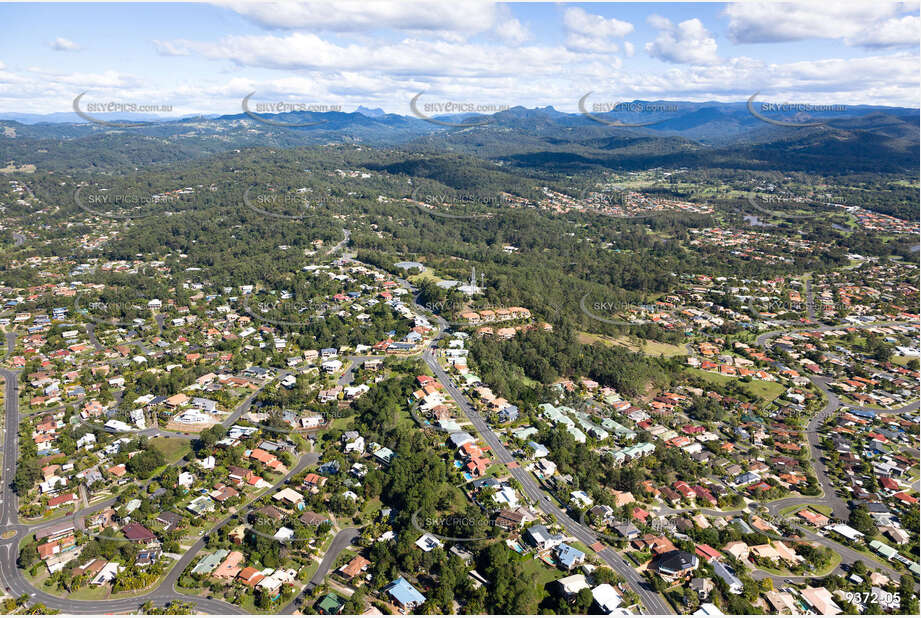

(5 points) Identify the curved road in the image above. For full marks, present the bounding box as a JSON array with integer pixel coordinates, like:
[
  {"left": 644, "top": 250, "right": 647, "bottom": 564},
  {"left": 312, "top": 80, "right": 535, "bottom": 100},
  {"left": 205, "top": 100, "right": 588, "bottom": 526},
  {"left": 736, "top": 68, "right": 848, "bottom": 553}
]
[
  {"left": 278, "top": 527, "right": 360, "bottom": 615},
  {"left": 413, "top": 289, "right": 920, "bottom": 609},
  {"left": 410, "top": 297, "right": 674, "bottom": 614},
  {"left": 0, "top": 238, "right": 349, "bottom": 614},
  {"left": 0, "top": 330, "right": 317, "bottom": 613},
  {"left": 1, "top": 252, "right": 914, "bottom": 613},
  {"left": 754, "top": 320, "right": 919, "bottom": 520},
  {"left": 0, "top": 362, "right": 248, "bottom": 613}
]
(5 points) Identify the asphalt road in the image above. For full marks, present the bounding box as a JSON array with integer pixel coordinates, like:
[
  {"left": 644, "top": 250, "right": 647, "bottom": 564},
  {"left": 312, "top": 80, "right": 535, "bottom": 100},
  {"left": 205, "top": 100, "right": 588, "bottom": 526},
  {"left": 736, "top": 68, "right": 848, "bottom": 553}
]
[
  {"left": 420, "top": 332, "right": 674, "bottom": 614},
  {"left": 325, "top": 228, "right": 350, "bottom": 256},
  {"left": 278, "top": 527, "right": 360, "bottom": 614},
  {"left": 1, "top": 367, "right": 22, "bottom": 529},
  {"left": 745, "top": 517, "right": 906, "bottom": 587},
  {"left": 221, "top": 370, "right": 291, "bottom": 427},
  {"left": 0, "top": 328, "right": 319, "bottom": 614},
  {"left": 755, "top": 319, "right": 920, "bottom": 522},
  {"left": 0, "top": 360, "right": 247, "bottom": 613},
  {"left": 85, "top": 322, "right": 103, "bottom": 352},
  {"left": 387, "top": 270, "right": 677, "bottom": 614},
  {"left": 1, "top": 255, "right": 913, "bottom": 613},
  {"left": 754, "top": 319, "right": 915, "bottom": 349},
  {"left": 656, "top": 503, "right": 903, "bottom": 583},
  {"left": 803, "top": 275, "right": 815, "bottom": 322},
  {"left": 797, "top": 375, "right": 849, "bottom": 521}
]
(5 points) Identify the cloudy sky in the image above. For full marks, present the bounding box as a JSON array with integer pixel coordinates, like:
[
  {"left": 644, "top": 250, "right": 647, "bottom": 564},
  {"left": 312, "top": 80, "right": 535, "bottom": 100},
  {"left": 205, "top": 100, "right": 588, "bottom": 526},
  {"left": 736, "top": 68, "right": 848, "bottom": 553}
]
[{"left": 0, "top": 1, "right": 918, "bottom": 116}]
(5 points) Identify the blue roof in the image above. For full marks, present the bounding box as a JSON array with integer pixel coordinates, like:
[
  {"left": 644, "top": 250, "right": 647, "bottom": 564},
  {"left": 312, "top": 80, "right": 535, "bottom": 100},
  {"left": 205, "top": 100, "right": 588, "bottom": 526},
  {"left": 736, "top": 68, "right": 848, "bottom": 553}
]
[
  {"left": 528, "top": 440, "right": 548, "bottom": 453},
  {"left": 851, "top": 409, "right": 877, "bottom": 419},
  {"left": 556, "top": 543, "right": 585, "bottom": 569},
  {"left": 387, "top": 577, "right": 426, "bottom": 606}
]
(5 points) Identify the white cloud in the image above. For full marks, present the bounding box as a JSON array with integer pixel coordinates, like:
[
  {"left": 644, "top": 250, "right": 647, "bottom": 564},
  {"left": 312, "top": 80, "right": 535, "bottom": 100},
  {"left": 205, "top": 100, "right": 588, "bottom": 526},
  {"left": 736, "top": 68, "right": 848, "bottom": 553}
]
[
  {"left": 214, "top": 0, "right": 496, "bottom": 34},
  {"left": 847, "top": 15, "right": 920, "bottom": 48},
  {"left": 563, "top": 7, "right": 633, "bottom": 53},
  {"left": 152, "top": 32, "right": 584, "bottom": 79},
  {"left": 1, "top": 10, "right": 919, "bottom": 115},
  {"left": 565, "top": 34, "right": 618, "bottom": 54},
  {"left": 153, "top": 40, "right": 192, "bottom": 57},
  {"left": 645, "top": 16, "right": 719, "bottom": 65},
  {"left": 50, "top": 37, "right": 80, "bottom": 52},
  {"left": 646, "top": 14, "right": 672, "bottom": 30},
  {"left": 34, "top": 69, "right": 139, "bottom": 88},
  {"left": 495, "top": 18, "right": 531, "bottom": 45},
  {"left": 724, "top": 2, "right": 915, "bottom": 47},
  {"left": 0, "top": 51, "right": 917, "bottom": 115}
]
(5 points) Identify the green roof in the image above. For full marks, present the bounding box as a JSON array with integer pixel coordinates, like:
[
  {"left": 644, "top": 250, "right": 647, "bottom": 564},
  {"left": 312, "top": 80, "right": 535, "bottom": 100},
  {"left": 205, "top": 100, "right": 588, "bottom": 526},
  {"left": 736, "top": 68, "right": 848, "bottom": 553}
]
[
  {"left": 869, "top": 540, "right": 898, "bottom": 559},
  {"left": 191, "top": 549, "right": 228, "bottom": 575},
  {"left": 316, "top": 593, "right": 344, "bottom": 614}
]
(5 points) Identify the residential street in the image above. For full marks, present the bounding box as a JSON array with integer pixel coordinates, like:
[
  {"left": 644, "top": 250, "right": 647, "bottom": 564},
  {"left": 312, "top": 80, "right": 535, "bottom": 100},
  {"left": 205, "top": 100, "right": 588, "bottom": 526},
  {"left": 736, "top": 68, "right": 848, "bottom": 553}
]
[
  {"left": 0, "top": 330, "right": 314, "bottom": 613},
  {"left": 0, "top": 296, "right": 916, "bottom": 614},
  {"left": 278, "top": 527, "right": 360, "bottom": 614},
  {"left": 415, "top": 303, "right": 675, "bottom": 615}
]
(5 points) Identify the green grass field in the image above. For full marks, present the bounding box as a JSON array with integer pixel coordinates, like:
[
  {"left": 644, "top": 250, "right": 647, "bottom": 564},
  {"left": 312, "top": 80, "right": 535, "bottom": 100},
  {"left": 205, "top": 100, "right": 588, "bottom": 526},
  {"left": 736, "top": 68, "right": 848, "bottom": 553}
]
[
  {"left": 519, "top": 555, "right": 568, "bottom": 595},
  {"left": 777, "top": 503, "right": 833, "bottom": 519},
  {"left": 578, "top": 332, "right": 687, "bottom": 357},
  {"left": 149, "top": 436, "right": 192, "bottom": 464},
  {"left": 684, "top": 368, "right": 785, "bottom": 404}
]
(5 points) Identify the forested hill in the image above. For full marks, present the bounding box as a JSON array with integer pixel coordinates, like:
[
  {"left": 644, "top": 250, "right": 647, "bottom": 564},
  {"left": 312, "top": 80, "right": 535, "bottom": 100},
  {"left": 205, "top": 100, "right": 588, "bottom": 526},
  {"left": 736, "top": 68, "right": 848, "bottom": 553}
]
[{"left": 0, "top": 101, "right": 917, "bottom": 177}]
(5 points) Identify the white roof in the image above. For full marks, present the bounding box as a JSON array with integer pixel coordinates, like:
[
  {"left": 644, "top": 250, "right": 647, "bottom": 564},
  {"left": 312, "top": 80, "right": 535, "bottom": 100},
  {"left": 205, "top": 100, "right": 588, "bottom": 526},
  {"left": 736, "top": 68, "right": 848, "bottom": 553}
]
[
  {"left": 693, "top": 603, "right": 724, "bottom": 616},
  {"left": 592, "top": 584, "right": 623, "bottom": 612},
  {"left": 827, "top": 523, "right": 863, "bottom": 540},
  {"left": 273, "top": 527, "right": 294, "bottom": 541},
  {"left": 273, "top": 487, "right": 304, "bottom": 503},
  {"left": 557, "top": 574, "right": 589, "bottom": 595},
  {"left": 415, "top": 533, "right": 444, "bottom": 552}
]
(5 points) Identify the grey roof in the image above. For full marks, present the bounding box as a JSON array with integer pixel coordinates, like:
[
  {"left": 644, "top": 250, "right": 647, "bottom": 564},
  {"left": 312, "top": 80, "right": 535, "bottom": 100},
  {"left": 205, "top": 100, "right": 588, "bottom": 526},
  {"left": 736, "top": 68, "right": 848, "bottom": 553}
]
[{"left": 655, "top": 550, "right": 699, "bottom": 575}]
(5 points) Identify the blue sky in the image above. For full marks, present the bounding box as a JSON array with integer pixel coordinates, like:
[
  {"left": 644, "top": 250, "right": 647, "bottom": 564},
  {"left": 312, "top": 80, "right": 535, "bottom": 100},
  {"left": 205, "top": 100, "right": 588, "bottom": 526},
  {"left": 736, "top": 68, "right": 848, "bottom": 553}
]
[{"left": 0, "top": 1, "right": 918, "bottom": 116}]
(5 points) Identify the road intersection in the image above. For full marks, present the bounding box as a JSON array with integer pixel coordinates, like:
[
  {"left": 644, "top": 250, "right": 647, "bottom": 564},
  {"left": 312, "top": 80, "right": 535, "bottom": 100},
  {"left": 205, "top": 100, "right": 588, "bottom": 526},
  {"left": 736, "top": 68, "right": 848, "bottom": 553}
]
[
  {"left": 0, "top": 260, "right": 916, "bottom": 615},
  {"left": 0, "top": 332, "right": 310, "bottom": 614}
]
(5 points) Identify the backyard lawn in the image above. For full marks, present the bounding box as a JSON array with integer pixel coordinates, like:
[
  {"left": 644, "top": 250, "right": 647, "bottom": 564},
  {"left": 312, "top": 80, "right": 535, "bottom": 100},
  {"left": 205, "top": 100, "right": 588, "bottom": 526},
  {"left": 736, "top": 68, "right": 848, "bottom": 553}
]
[
  {"left": 578, "top": 332, "right": 687, "bottom": 357},
  {"left": 149, "top": 436, "right": 193, "bottom": 464},
  {"left": 684, "top": 368, "right": 785, "bottom": 404}
]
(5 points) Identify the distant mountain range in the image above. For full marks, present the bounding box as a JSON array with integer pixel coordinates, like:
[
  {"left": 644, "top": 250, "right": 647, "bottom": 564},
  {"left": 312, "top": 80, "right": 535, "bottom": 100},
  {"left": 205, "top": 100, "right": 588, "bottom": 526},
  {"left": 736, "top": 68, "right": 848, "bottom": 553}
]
[{"left": 0, "top": 100, "right": 917, "bottom": 175}]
